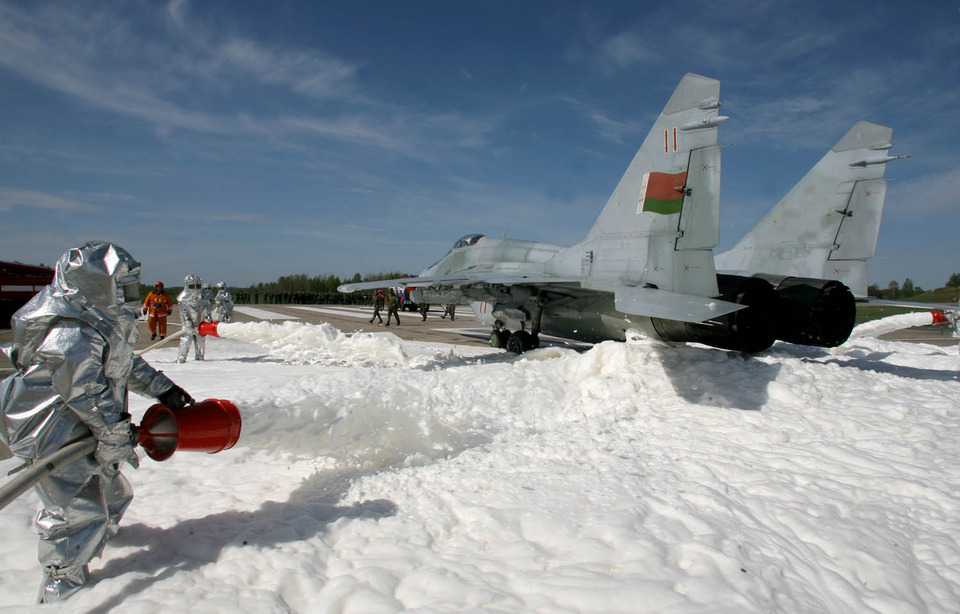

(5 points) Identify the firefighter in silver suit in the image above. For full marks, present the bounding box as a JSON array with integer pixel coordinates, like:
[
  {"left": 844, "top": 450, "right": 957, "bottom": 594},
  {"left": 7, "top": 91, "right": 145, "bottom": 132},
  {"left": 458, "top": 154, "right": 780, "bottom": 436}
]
[
  {"left": 0, "top": 241, "right": 194, "bottom": 603},
  {"left": 213, "top": 282, "right": 234, "bottom": 323},
  {"left": 176, "top": 274, "right": 212, "bottom": 363}
]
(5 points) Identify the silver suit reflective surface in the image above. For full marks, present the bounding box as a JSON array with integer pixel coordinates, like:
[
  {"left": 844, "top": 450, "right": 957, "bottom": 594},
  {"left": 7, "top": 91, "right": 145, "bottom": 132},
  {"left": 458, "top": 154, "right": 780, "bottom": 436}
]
[
  {"left": 213, "top": 282, "right": 234, "bottom": 323},
  {"left": 176, "top": 274, "right": 212, "bottom": 363},
  {"left": 0, "top": 241, "right": 180, "bottom": 603}
]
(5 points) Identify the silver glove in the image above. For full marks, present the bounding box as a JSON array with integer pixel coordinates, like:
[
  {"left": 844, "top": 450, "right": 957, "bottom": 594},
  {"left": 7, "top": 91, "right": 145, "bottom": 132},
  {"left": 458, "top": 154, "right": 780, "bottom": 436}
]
[{"left": 94, "top": 419, "right": 140, "bottom": 470}]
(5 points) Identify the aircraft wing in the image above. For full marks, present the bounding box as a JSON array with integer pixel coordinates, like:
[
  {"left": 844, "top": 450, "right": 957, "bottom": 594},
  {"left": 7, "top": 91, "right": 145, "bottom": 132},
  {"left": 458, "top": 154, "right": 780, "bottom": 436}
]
[
  {"left": 338, "top": 273, "right": 584, "bottom": 293},
  {"left": 338, "top": 276, "right": 464, "bottom": 292},
  {"left": 341, "top": 274, "right": 743, "bottom": 324}
]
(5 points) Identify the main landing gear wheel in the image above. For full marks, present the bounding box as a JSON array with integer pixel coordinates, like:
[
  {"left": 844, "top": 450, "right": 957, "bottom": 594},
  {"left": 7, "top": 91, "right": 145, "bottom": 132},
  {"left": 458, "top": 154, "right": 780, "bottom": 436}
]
[
  {"left": 506, "top": 330, "right": 539, "bottom": 354},
  {"left": 489, "top": 329, "right": 510, "bottom": 349}
]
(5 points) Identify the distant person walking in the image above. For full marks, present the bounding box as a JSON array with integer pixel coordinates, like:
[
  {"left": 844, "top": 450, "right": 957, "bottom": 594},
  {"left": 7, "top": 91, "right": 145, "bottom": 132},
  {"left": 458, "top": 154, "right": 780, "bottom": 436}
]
[
  {"left": 385, "top": 288, "right": 401, "bottom": 327},
  {"left": 441, "top": 303, "right": 456, "bottom": 321},
  {"left": 419, "top": 301, "right": 430, "bottom": 321},
  {"left": 369, "top": 290, "right": 384, "bottom": 324}
]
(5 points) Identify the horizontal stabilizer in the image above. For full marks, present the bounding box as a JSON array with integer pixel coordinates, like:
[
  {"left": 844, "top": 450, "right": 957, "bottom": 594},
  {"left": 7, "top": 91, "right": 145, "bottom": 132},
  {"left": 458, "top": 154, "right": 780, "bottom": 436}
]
[{"left": 614, "top": 286, "right": 744, "bottom": 323}]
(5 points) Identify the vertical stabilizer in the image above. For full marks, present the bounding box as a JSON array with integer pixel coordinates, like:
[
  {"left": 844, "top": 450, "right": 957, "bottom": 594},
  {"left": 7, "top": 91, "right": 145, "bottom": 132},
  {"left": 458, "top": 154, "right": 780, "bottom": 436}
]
[
  {"left": 580, "top": 73, "right": 726, "bottom": 297},
  {"left": 716, "top": 122, "right": 902, "bottom": 297}
]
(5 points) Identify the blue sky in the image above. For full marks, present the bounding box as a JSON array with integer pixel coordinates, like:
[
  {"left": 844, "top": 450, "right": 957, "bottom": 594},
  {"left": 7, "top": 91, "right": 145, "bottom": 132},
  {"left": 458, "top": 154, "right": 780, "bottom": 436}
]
[{"left": 1, "top": 0, "right": 958, "bottom": 291}]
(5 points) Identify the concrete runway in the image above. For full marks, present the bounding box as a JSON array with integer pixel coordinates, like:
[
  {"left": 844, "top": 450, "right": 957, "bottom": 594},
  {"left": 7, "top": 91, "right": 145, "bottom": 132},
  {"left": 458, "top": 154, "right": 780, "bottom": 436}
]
[{"left": 134, "top": 303, "right": 499, "bottom": 354}]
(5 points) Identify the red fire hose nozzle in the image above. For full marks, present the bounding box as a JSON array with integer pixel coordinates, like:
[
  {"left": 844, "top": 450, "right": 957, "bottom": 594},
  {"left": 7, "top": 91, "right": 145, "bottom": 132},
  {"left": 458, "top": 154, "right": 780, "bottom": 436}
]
[
  {"left": 197, "top": 321, "right": 221, "bottom": 337},
  {"left": 136, "top": 399, "right": 242, "bottom": 461}
]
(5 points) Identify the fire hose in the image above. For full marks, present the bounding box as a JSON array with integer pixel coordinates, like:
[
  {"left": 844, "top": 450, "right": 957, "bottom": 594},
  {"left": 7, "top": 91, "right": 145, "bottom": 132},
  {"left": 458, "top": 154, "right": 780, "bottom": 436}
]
[
  {"left": 0, "top": 399, "right": 240, "bottom": 512},
  {"left": 135, "top": 320, "right": 222, "bottom": 356}
]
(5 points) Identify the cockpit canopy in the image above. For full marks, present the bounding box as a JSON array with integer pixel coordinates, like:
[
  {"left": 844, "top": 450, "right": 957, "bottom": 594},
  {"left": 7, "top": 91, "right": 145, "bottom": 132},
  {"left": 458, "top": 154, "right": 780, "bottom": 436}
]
[{"left": 453, "top": 234, "right": 486, "bottom": 249}]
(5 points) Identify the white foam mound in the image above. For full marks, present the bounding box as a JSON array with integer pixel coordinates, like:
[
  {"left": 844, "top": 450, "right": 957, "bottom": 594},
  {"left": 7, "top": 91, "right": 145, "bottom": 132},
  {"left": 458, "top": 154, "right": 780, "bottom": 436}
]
[{"left": 215, "top": 321, "right": 414, "bottom": 368}]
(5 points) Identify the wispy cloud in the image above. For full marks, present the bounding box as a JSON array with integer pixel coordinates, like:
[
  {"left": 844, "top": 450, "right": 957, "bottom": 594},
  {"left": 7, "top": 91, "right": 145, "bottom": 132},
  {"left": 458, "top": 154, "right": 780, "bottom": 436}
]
[
  {"left": 0, "top": 2, "right": 489, "bottom": 163},
  {"left": 280, "top": 115, "right": 426, "bottom": 159},
  {"left": 557, "top": 96, "right": 652, "bottom": 146},
  {"left": 137, "top": 209, "right": 269, "bottom": 225},
  {"left": 887, "top": 167, "right": 960, "bottom": 216},
  {"left": 594, "top": 31, "right": 659, "bottom": 75},
  {"left": 216, "top": 38, "right": 361, "bottom": 100},
  {"left": 0, "top": 3, "right": 237, "bottom": 134},
  {"left": 0, "top": 186, "right": 102, "bottom": 213}
]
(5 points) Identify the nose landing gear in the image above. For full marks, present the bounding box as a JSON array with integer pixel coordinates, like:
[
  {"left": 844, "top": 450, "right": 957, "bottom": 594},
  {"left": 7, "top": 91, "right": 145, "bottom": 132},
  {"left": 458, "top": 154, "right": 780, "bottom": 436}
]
[{"left": 488, "top": 296, "right": 545, "bottom": 354}]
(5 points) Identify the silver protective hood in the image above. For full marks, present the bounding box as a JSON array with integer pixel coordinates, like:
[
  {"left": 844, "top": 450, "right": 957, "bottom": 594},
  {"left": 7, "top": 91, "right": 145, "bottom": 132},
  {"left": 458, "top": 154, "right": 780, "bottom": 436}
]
[{"left": 5, "top": 241, "right": 142, "bottom": 381}]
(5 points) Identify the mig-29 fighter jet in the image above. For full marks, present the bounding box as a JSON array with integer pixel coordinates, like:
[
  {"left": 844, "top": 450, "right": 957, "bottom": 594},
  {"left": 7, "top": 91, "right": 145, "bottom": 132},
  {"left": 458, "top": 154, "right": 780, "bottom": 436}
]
[{"left": 339, "top": 73, "right": 902, "bottom": 354}]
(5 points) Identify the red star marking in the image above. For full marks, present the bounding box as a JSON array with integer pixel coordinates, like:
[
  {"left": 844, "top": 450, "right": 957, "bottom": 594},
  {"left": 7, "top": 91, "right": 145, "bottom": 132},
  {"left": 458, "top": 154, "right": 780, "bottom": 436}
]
[{"left": 865, "top": 191, "right": 872, "bottom": 197}]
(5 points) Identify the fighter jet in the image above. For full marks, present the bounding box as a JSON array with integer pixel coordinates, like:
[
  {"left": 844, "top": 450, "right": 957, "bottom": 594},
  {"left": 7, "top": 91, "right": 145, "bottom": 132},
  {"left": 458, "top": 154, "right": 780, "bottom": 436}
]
[{"left": 338, "top": 73, "right": 897, "bottom": 354}]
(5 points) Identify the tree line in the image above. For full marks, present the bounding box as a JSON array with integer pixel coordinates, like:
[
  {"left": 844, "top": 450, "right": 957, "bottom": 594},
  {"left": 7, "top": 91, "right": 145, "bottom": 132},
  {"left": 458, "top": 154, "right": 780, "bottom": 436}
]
[
  {"left": 868, "top": 273, "right": 960, "bottom": 300},
  {"left": 231, "top": 272, "right": 412, "bottom": 306},
  {"left": 246, "top": 272, "right": 410, "bottom": 295}
]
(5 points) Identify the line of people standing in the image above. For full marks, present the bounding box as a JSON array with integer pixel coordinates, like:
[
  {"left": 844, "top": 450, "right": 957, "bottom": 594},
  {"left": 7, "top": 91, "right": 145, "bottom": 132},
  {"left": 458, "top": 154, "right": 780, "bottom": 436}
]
[{"left": 368, "top": 288, "right": 456, "bottom": 326}]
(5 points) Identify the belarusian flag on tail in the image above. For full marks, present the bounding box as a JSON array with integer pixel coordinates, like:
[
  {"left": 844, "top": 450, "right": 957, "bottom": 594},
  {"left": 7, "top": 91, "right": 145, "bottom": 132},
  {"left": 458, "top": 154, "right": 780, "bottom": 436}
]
[{"left": 637, "top": 171, "right": 687, "bottom": 215}]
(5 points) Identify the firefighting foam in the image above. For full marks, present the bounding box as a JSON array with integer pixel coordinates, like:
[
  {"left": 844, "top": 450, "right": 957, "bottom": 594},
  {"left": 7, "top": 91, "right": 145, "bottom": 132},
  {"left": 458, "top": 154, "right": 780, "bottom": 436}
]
[{"left": 207, "top": 320, "right": 419, "bottom": 368}]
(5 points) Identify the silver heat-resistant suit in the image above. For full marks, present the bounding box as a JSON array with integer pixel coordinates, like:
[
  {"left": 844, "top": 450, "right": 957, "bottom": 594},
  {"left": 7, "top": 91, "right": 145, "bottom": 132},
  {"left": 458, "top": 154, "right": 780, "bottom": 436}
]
[
  {"left": 0, "top": 241, "right": 193, "bottom": 603},
  {"left": 213, "top": 282, "right": 234, "bottom": 323},
  {"left": 176, "top": 274, "right": 213, "bottom": 363}
]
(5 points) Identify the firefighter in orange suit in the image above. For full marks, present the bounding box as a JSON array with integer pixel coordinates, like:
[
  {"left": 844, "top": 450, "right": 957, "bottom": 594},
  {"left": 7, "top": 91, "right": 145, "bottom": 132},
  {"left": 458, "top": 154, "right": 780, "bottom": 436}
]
[{"left": 142, "top": 281, "right": 173, "bottom": 340}]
